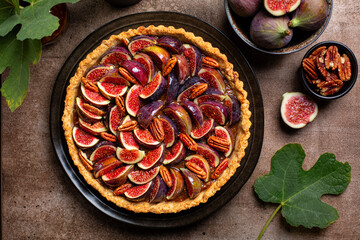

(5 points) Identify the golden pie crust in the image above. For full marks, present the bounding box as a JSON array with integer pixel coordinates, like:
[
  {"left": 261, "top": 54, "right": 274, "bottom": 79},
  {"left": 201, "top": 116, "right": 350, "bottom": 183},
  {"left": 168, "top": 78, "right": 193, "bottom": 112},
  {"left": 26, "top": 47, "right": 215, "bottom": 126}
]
[{"left": 62, "top": 25, "right": 251, "bottom": 214}]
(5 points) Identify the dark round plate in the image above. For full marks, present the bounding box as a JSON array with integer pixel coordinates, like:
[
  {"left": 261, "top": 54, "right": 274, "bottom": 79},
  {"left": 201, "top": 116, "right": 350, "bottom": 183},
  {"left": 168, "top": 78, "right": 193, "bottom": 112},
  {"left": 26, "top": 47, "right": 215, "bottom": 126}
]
[{"left": 50, "top": 11, "right": 264, "bottom": 228}]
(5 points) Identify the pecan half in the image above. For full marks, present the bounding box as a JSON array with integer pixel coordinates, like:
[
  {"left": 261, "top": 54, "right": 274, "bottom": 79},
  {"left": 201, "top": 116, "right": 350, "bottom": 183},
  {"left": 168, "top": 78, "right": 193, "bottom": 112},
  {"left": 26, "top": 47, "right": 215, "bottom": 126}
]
[
  {"left": 100, "top": 132, "right": 117, "bottom": 142},
  {"left": 316, "top": 55, "right": 328, "bottom": 78},
  {"left": 338, "top": 54, "right": 352, "bottom": 81},
  {"left": 189, "top": 83, "right": 208, "bottom": 99},
  {"left": 211, "top": 158, "right": 229, "bottom": 179},
  {"left": 309, "top": 46, "right": 327, "bottom": 60},
  {"left": 162, "top": 57, "right": 177, "bottom": 76},
  {"left": 113, "top": 183, "right": 132, "bottom": 196},
  {"left": 160, "top": 166, "right": 172, "bottom": 188},
  {"left": 325, "top": 45, "right": 341, "bottom": 70},
  {"left": 202, "top": 56, "right": 219, "bottom": 68},
  {"left": 185, "top": 162, "right": 206, "bottom": 180},
  {"left": 81, "top": 77, "right": 99, "bottom": 92},
  {"left": 115, "top": 95, "right": 126, "bottom": 116},
  {"left": 207, "top": 135, "right": 230, "bottom": 153},
  {"left": 78, "top": 150, "right": 93, "bottom": 171},
  {"left": 302, "top": 58, "right": 318, "bottom": 80},
  {"left": 149, "top": 118, "right": 165, "bottom": 142},
  {"left": 119, "top": 67, "right": 138, "bottom": 84},
  {"left": 179, "top": 133, "right": 197, "bottom": 151},
  {"left": 82, "top": 103, "right": 106, "bottom": 116},
  {"left": 317, "top": 77, "right": 344, "bottom": 96},
  {"left": 118, "top": 120, "right": 137, "bottom": 131}
]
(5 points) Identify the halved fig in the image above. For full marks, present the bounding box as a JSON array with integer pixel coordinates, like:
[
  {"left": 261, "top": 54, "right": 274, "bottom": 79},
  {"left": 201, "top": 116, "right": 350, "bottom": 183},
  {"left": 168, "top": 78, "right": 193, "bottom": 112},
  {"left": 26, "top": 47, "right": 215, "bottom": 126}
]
[
  {"left": 133, "top": 127, "right": 161, "bottom": 148},
  {"left": 193, "top": 88, "right": 225, "bottom": 105},
  {"left": 264, "top": 0, "right": 301, "bottom": 16},
  {"left": 149, "top": 175, "right": 167, "bottom": 203},
  {"left": 72, "top": 126, "right": 99, "bottom": 148},
  {"left": 133, "top": 53, "right": 155, "bottom": 83},
  {"left": 181, "top": 100, "right": 204, "bottom": 127},
  {"left": 137, "top": 100, "right": 164, "bottom": 129},
  {"left": 214, "top": 126, "right": 235, "bottom": 157},
  {"left": 89, "top": 142, "right": 116, "bottom": 162},
  {"left": 165, "top": 72, "right": 179, "bottom": 104},
  {"left": 199, "top": 101, "right": 229, "bottom": 125},
  {"left": 128, "top": 35, "right": 157, "bottom": 56},
  {"left": 139, "top": 72, "right": 166, "bottom": 101},
  {"left": 78, "top": 117, "right": 107, "bottom": 136},
  {"left": 158, "top": 115, "right": 178, "bottom": 148},
  {"left": 182, "top": 44, "right": 202, "bottom": 77},
  {"left": 137, "top": 144, "right": 165, "bottom": 170},
  {"left": 163, "top": 102, "right": 192, "bottom": 135},
  {"left": 81, "top": 83, "right": 110, "bottom": 106},
  {"left": 191, "top": 118, "right": 215, "bottom": 140},
  {"left": 198, "top": 67, "right": 226, "bottom": 93},
  {"left": 180, "top": 168, "right": 202, "bottom": 199},
  {"left": 93, "top": 156, "right": 122, "bottom": 178},
  {"left": 102, "top": 164, "right": 134, "bottom": 187},
  {"left": 119, "top": 116, "right": 139, "bottom": 150},
  {"left": 223, "top": 94, "right": 241, "bottom": 125},
  {"left": 125, "top": 84, "right": 143, "bottom": 117},
  {"left": 116, "top": 147, "right": 145, "bottom": 164},
  {"left": 185, "top": 154, "right": 210, "bottom": 182},
  {"left": 108, "top": 105, "right": 123, "bottom": 135},
  {"left": 157, "top": 36, "right": 182, "bottom": 54},
  {"left": 174, "top": 54, "right": 190, "bottom": 84},
  {"left": 142, "top": 45, "right": 170, "bottom": 70},
  {"left": 124, "top": 181, "right": 153, "bottom": 202},
  {"left": 196, "top": 143, "right": 220, "bottom": 167},
  {"left": 120, "top": 60, "right": 149, "bottom": 86},
  {"left": 166, "top": 168, "right": 184, "bottom": 200},
  {"left": 177, "top": 77, "right": 208, "bottom": 102},
  {"left": 99, "top": 47, "right": 132, "bottom": 67},
  {"left": 76, "top": 97, "right": 103, "bottom": 121},
  {"left": 163, "top": 141, "right": 187, "bottom": 165},
  {"left": 97, "top": 74, "right": 129, "bottom": 99},
  {"left": 85, "top": 64, "right": 115, "bottom": 81},
  {"left": 128, "top": 166, "right": 160, "bottom": 184}
]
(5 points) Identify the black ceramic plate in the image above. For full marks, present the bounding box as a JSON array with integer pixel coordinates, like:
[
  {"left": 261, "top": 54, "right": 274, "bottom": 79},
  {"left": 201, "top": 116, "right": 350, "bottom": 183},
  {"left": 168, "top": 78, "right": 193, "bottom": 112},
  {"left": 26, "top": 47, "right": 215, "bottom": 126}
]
[{"left": 50, "top": 11, "right": 264, "bottom": 228}]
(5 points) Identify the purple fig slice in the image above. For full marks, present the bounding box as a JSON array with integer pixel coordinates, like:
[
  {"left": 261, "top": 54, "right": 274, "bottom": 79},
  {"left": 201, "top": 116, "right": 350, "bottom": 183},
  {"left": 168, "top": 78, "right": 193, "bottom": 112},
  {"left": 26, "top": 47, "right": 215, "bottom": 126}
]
[
  {"left": 76, "top": 97, "right": 102, "bottom": 121},
  {"left": 133, "top": 53, "right": 155, "bottom": 83},
  {"left": 119, "top": 115, "right": 140, "bottom": 150},
  {"left": 223, "top": 94, "right": 241, "bottom": 125},
  {"left": 97, "top": 75, "right": 129, "bottom": 99},
  {"left": 120, "top": 60, "right": 149, "bottom": 86},
  {"left": 133, "top": 127, "right": 161, "bottom": 148},
  {"left": 182, "top": 44, "right": 202, "bottom": 77},
  {"left": 125, "top": 84, "right": 143, "bottom": 117},
  {"left": 124, "top": 181, "right": 153, "bottom": 202},
  {"left": 199, "top": 101, "right": 229, "bottom": 125},
  {"left": 142, "top": 45, "right": 170, "bottom": 70},
  {"left": 196, "top": 143, "right": 220, "bottom": 168},
  {"left": 99, "top": 47, "right": 132, "bottom": 67},
  {"left": 81, "top": 83, "right": 110, "bottom": 106},
  {"left": 93, "top": 156, "right": 122, "bottom": 178},
  {"left": 191, "top": 118, "right": 215, "bottom": 140},
  {"left": 108, "top": 105, "right": 123, "bottom": 135},
  {"left": 180, "top": 168, "right": 202, "bottom": 199},
  {"left": 128, "top": 166, "right": 160, "bottom": 184},
  {"left": 181, "top": 100, "right": 204, "bottom": 127},
  {"left": 185, "top": 154, "right": 210, "bottom": 182},
  {"left": 89, "top": 142, "right": 116, "bottom": 162},
  {"left": 177, "top": 77, "right": 208, "bottom": 102},
  {"left": 136, "top": 100, "right": 164, "bottom": 129},
  {"left": 163, "top": 141, "right": 187, "bottom": 165},
  {"left": 214, "top": 126, "right": 235, "bottom": 157},
  {"left": 174, "top": 54, "right": 190, "bottom": 84},
  {"left": 165, "top": 72, "right": 179, "bottom": 104},
  {"left": 116, "top": 147, "right": 145, "bottom": 164},
  {"left": 139, "top": 72, "right": 166, "bottom": 101},
  {"left": 149, "top": 175, "right": 167, "bottom": 203},
  {"left": 102, "top": 164, "right": 134, "bottom": 187},
  {"left": 78, "top": 117, "right": 107, "bottom": 136},
  {"left": 193, "top": 88, "right": 225, "bottom": 105},
  {"left": 198, "top": 67, "right": 226, "bottom": 93},
  {"left": 163, "top": 102, "right": 192, "bottom": 135},
  {"left": 264, "top": 0, "right": 301, "bottom": 17},
  {"left": 157, "top": 36, "right": 182, "bottom": 54},
  {"left": 128, "top": 35, "right": 157, "bottom": 56},
  {"left": 85, "top": 64, "right": 115, "bottom": 81},
  {"left": 158, "top": 115, "right": 178, "bottom": 148},
  {"left": 166, "top": 168, "right": 184, "bottom": 200},
  {"left": 72, "top": 126, "right": 99, "bottom": 148},
  {"left": 137, "top": 144, "right": 165, "bottom": 170}
]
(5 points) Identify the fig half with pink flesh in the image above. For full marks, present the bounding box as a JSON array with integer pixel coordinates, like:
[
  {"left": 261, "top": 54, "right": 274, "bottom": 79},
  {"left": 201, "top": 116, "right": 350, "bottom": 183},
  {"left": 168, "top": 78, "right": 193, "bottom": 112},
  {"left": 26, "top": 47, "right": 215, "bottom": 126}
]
[
  {"left": 174, "top": 54, "right": 190, "bottom": 84},
  {"left": 85, "top": 64, "right": 115, "bottom": 81},
  {"left": 102, "top": 164, "right": 134, "bottom": 187},
  {"left": 180, "top": 168, "right": 202, "bottom": 199},
  {"left": 264, "top": 0, "right": 301, "bottom": 16},
  {"left": 108, "top": 105, "right": 123, "bottom": 135},
  {"left": 120, "top": 60, "right": 149, "bottom": 86},
  {"left": 137, "top": 144, "right": 165, "bottom": 170},
  {"left": 223, "top": 94, "right": 241, "bottom": 125},
  {"left": 78, "top": 117, "right": 107, "bottom": 136},
  {"left": 97, "top": 74, "right": 129, "bottom": 99},
  {"left": 125, "top": 181, "right": 154, "bottom": 202},
  {"left": 198, "top": 67, "right": 226, "bottom": 93},
  {"left": 193, "top": 88, "right": 225, "bottom": 105},
  {"left": 76, "top": 97, "right": 102, "bottom": 121},
  {"left": 72, "top": 126, "right": 99, "bottom": 148},
  {"left": 139, "top": 71, "right": 166, "bottom": 101},
  {"left": 118, "top": 115, "right": 139, "bottom": 150},
  {"left": 90, "top": 142, "right": 116, "bottom": 162},
  {"left": 163, "top": 102, "right": 192, "bottom": 135},
  {"left": 133, "top": 53, "right": 155, "bottom": 83},
  {"left": 81, "top": 83, "right": 110, "bottom": 106},
  {"left": 137, "top": 100, "right": 164, "bottom": 129},
  {"left": 181, "top": 100, "right": 204, "bottom": 127},
  {"left": 165, "top": 72, "right": 179, "bottom": 104},
  {"left": 128, "top": 166, "right": 160, "bottom": 184},
  {"left": 133, "top": 127, "right": 161, "bottom": 149},
  {"left": 177, "top": 77, "right": 208, "bottom": 102},
  {"left": 157, "top": 36, "right": 182, "bottom": 54},
  {"left": 163, "top": 141, "right": 187, "bottom": 165},
  {"left": 158, "top": 115, "right": 178, "bottom": 148},
  {"left": 93, "top": 156, "right": 122, "bottom": 178},
  {"left": 214, "top": 126, "right": 235, "bottom": 157},
  {"left": 185, "top": 154, "right": 211, "bottom": 182},
  {"left": 182, "top": 44, "right": 202, "bottom": 77},
  {"left": 116, "top": 147, "right": 145, "bottom": 164},
  {"left": 196, "top": 143, "right": 220, "bottom": 168},
  {"left": 142, "top": 45, "right": 170, "bottom": 70},
  {"left": 100, "top": 47, "right": 131, "bottom": 67},
  {"left": 191, "top": 118, "right": 215, "bottom": 140},
  {"left": 166, "top": 168, "right": 184, "bottom": 200},
  {"left": 128, "top": 35, "right": 157, "bottom": 56},
  {"left": 199, "top": 101, "right": 229, "bottom": 125},
  {"left": 125, "top": 84, "right": 143, "bottom": 117},
  {"left": 149, "top": 175, "right": 167, "bottom": 203}
]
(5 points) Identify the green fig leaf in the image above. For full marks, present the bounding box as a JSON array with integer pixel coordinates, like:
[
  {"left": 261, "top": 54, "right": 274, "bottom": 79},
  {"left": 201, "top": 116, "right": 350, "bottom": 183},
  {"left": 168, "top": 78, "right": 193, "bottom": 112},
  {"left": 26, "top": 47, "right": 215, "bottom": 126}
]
[
  {"left": 254, "top": 144, "right": 351, "bottom": 238},
  {"left": 0, "top": 1, "right": 16, "bottom": 24}
]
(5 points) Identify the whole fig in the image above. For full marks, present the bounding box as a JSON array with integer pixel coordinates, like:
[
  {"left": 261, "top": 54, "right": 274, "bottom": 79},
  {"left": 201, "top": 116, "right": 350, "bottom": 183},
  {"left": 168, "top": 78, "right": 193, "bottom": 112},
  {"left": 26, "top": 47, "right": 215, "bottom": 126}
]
[
  {"left": 229, "top": 0, "right": 262, "bottom": 18},
  {"left": 250, "top": 10, "right": 293, "bottom": 49},
  {"left": 289, "top": 0, "right": 329, "bottom": 31}
]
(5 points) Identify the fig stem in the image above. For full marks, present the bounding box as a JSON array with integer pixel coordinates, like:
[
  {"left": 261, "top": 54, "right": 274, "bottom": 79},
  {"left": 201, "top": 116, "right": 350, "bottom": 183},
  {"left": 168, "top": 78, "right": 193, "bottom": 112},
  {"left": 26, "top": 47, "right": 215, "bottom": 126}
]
[
  {"left": 283, "top": 30, "right": 291, "bottom": 37},
  {"left": 256, "top": 204, "right": 282, "bottom": 240}
]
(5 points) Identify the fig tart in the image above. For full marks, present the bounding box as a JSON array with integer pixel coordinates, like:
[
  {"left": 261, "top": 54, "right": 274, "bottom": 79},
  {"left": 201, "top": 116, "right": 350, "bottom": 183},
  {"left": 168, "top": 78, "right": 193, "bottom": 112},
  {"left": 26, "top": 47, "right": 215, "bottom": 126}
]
[{"left": 62, "top": 25, "right": 251, "bottom": 213}]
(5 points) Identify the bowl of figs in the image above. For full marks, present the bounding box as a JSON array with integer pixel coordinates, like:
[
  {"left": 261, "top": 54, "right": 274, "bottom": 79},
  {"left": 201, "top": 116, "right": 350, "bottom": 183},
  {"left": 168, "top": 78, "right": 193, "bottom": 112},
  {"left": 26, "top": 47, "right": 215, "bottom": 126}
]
[{"left": 225, "top": 0, "right": 333, "bottom": 54}]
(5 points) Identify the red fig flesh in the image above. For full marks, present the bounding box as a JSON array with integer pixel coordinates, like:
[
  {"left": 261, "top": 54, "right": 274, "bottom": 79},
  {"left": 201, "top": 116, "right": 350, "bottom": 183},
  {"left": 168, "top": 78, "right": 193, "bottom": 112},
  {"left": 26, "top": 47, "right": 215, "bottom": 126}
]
[{"left": 264, "top": 0, "right": 301, "bottom": 17}]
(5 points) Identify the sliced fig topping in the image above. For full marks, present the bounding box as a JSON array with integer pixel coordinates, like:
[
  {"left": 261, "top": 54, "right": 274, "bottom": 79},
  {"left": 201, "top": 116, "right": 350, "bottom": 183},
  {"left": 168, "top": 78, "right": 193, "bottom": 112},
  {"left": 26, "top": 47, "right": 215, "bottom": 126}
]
[
  {"left": 177, "top": 77, "right": 208, "bottom": 102},
  {"left": 116, "top": 147, "right": 145, "bottom": 164},
  {"left": 214, "top": 126, "right": 235, "bottom": 157},
  {"left": 133, "top": 127, "right": 161, "bottom": 149},
  {"left": 93, "top": 156, "right": 122, "bottom": 178},
  {"left": 81, "top": 83, "right": 110, "bottom": 106},
  {"left": 97, "top": 75, "right": 129, "bottom": 99},
  {"left": 78, "top": 117, "right": 107, "bottom": 136},
  {"left": 182, "top": 44, "right": 202, "bottom": 77},
  {"left": 133, "top": 53, "right": 155, "bottom": 84},
  {"left": 149, "top": 175, "right": 167, "bottom": 203},
  {"left": 180, "top": 168, "right": 202, "bottom": 199},
  {"left": 100, "top": 47, "right": 132, "bottom": 67},
  {"left": 193, "top": 88, "right": 225, "bottom": 105},
  {"left": 137, "top": 100, "right": 164, "bottom": 129},
  {"left": 128, "top": 35, "right": 157, "bottom": 56},
  {"left": 174, "top": 54, "right": 190, "bottom": 84},
  {"left": 139, "top": 72, "right": 166, "bottom": 102},
  {"left": 120, "top": 60, "right": 149, "bottom": 86},
  {"left": 128, "top": 166, "right": 160, "bottom": 184},
  {"left": 166, "top": 168, "right": 184, "bottom": 200},
  {"left": 196, "top": 143, "right": 220, "bottom": 168},
  {"left": 76, "top": 97, "right": 102, "bottom": 121},
  {"left": 125, "top": 84, "right": 143, "bottom": 117},
  {"left": 90, "top": 143, "right": 116, "bottom": 162},
  {"left": 102, "top": 164, "right": 134, "bottom": 187},
  {"left": 191, "top": 118, "right": 215, "bottom": 140},
  {"left": 223, "top": 94, "right": 241, "bottom": 125},
  {"left": 108, "top": 105, "right": 123, "bottom": 135},
  {"left": 163, "top": 141, "right": 187, "bottom": 165},
  {"left": 85, "top": 64, "right": 115, "bottom": 82},
  {"left": 142, "top": 45, "right": 170, "bottom": 70},
  {"left": 163, "top": 102, "right": 192, "bottom": 135},
  {"left": 165, "top": 72, "right": 179, "bottom": 104},
  {"left": 198, "top": 67, "right": 226, "bottom": 93},
  {"left": 72, "top": 126, "right": 99, "bottom": 148},
  {"left": 185, "top": 154, "right": 211, "bottom": 182},
  {"left": 124, "top": 181, "right": 153, "bottom": 202},
  {"left": 137, "top": 144, "right": 165, "bottom": 170},
  {"left": 159, "top": 115, "right": 178, "bottom": 148},
  {"left": 157, "top": 36, "right": 183, "bottom": 54},
  {"left": 199, "top": 101, "right": 229, "bottom": 125},
  {"left": 181, "top": 100, "right": 204, "bottom": 128},
  {"left": 119, "top": 116, "right": 139, "bottom": 150}
]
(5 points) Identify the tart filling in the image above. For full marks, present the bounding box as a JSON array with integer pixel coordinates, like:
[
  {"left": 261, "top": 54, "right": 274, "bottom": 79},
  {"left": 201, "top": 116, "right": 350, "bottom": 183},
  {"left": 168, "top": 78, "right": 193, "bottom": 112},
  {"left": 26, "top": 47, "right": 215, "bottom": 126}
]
[{"left": 62, "top": 25, "right": 251, "bottom": 213}]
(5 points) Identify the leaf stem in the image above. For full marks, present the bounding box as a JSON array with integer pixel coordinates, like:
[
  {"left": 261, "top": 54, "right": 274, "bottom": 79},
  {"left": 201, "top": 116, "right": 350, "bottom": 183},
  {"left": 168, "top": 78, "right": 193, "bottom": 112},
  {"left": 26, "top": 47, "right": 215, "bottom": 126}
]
[{"left": 257, "top": 204, "right": 282, "bottom": 240}]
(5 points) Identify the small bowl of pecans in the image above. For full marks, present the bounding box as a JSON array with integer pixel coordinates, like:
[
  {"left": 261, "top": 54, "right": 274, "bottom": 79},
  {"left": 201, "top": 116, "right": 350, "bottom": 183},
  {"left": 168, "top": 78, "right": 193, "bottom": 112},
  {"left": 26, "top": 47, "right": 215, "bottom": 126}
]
[{"left": 301, "top": 41, "right": 358, "bottom": 100}]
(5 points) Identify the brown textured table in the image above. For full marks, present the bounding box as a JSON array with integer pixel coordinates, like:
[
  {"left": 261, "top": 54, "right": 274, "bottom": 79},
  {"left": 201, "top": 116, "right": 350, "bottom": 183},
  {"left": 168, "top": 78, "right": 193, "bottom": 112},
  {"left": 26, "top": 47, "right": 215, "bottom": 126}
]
[{"left": 1, "top": 0, "right": 359, "bottom": 239}]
